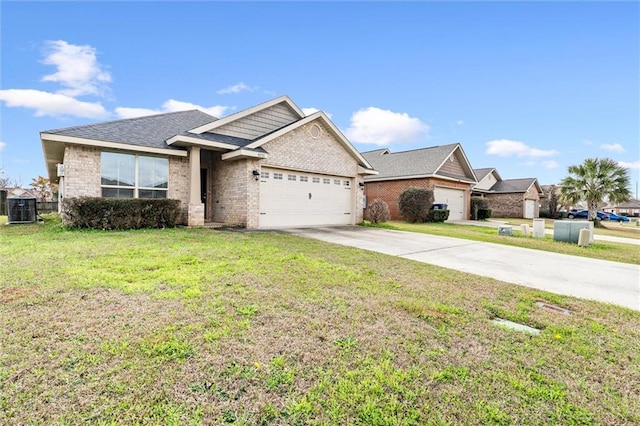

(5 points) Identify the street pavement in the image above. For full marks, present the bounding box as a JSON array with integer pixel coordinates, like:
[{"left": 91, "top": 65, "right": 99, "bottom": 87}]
[{"left": 284, "top": 226, "right": 640, "bottom": 311}]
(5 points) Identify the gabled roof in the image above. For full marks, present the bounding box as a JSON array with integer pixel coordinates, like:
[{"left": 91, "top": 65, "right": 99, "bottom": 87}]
[
  {"left": 491, "top": 178, "right": 542, "bottom": 194},
  {"left": 188, "top": 95, "right": 304, "bottom": 135},
  {"left": 473, "top": 167, "right": 501, "bottom": 182},
  {"left": 361, "top": 143, "right": 476, "bottom": 183}
]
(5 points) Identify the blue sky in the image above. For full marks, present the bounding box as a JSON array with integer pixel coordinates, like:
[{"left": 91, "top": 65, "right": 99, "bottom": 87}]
[{"left": 1, "top": 1, "right": 638, "bottom": 192}]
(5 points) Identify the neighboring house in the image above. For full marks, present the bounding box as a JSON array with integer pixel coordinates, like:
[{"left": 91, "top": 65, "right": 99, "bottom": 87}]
[
  {"left": 610, "top": 199, "right": 640, "bottom": 217},
  {"left": 41, "top": 95, "right": 376, "bottom": 228},
  {"left": 361, "top": 144, "right": 477, "bottom": 221},
  {"left": 472, "top": 168, "right": 543, "bottom": 218}
]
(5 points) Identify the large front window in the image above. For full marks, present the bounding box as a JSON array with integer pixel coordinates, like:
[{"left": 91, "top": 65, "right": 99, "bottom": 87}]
[{"left": 101, "top": 152, "right": 168, "bottom": 198}]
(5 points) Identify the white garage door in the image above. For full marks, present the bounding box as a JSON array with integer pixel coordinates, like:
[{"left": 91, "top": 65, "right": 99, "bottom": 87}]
[
  {"left": 524, "top": 199, "right": 536, "bottom": 219},
  {"left": 259, "top": 167, "right": 353, "bottom": 228},
  {"left": 434, "top": 187, "right": 465, "bottom": 221}
]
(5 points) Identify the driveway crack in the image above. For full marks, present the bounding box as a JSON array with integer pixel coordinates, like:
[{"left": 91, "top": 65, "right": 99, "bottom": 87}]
[{"left": 398, "top": 241, "right": 481, "bottom": 257}]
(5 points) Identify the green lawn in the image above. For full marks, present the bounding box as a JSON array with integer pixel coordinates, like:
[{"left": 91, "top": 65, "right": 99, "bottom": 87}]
[
  {"left": 365, "top": 220, "right": 640, "bottom": 265},
  {"left": 1, "top": 216, "right": 639, "bottom": 425}
]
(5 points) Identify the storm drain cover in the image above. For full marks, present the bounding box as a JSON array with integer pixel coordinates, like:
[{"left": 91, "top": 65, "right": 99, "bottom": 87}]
[
  {"left": 492, "top": 318, "right": 541, "bottom": 335},
  {"left": 535, "top": 302, "right": 571, "bottom": 315}
]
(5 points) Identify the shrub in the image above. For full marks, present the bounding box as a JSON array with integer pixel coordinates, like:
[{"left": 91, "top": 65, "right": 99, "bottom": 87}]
[
  {"left": 368, "top": 198, "right": 391, "bottom": 223},
  {"left": 62, "top": 197, "right": 181, "bottom": 230},
  {"left": 398, "top": 188, "right": 433, "bottom": 223},
  {"left": 470, "top": 197, "right": 489, "bottom": 221},
  {"left": 426, "top": 209, "right": 449, "bottom": 222},
  {"left": 539, "top": 209, "right": 551, "bottom": 218},
  {"left": 477, "top": 208, "right": 492, "bottom": 220}
]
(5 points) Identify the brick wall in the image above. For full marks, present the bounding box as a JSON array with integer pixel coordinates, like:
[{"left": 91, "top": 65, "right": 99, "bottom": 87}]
[
  {"left": 486, "top": 187, "right": 540, "bottom": 218},
  {"left": 364, "top": 177, "right": 471, "bottom": 220},
  {"left": 168, "top": 155, "right": 190, "bottom": 224},
  {"left": 261, "top": 121, "right": 359, "bottom": 177},
  {"left": 62, "top": 145, "right": 101, "bottom": 199}
]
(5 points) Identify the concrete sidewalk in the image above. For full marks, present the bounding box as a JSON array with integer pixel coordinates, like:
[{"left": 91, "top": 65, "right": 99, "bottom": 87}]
[{"left": 285, "top": 226, "right": 640, "bottom": 311}]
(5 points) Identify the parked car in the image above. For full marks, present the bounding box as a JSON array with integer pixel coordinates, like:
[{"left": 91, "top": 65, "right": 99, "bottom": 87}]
[
  {"left": 606, "top": 212, "right": 630, "bottom": 222},
  {"left": 567, "top": 210, "right": 609, "bottom": 220}
]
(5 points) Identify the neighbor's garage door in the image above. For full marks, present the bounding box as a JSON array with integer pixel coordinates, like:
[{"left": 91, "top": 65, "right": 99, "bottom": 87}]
[
  {"left": 434, "top": 187, "right": 465, "bottom": 221},
  {"left": 259, "top": 167, "right": 353, "bottom": 228}
]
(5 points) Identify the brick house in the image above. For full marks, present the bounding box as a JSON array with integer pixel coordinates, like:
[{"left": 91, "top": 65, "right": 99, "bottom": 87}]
[
  {"left": 472, "top": 168, "right": 543, "bottom": 218},
  {"left": 361, "top": 144, "right": 477, "bottom": 221},
  {"left": 41, "top": 96, "right": 376, "bottom": 228}
]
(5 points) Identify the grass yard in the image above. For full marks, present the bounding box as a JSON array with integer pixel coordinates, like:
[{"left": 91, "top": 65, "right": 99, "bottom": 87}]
[
  {"left": 1, "top": 216, "right": 639, "bottom": 425},
  {"left": 366, "top": 221, "right": 640, "bottom": 265}
]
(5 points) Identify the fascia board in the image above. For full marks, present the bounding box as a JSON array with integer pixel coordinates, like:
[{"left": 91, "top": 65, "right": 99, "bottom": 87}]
[
  {"left": 221, "top": 150, "right": 268, "bottom": 161},
  {"left": 166, "top": 134, "right": 239, "bottom": 151},
  {"left": 188, "top": 95, "right": 304, "bottom": 134},
  {"left": 40, "top": 133, "right": 188, "bottom": 157}
]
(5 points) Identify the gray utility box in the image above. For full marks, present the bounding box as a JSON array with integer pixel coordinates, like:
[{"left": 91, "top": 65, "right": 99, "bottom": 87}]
[{"left": 553, "top": 220, "right": 594, "bottom": 244}]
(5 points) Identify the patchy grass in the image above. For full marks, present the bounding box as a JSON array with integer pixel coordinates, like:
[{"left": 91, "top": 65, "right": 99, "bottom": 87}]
[
  {"left": 1, "top": 215, "right": 639, "bottom": 425},
  {"left": 364, "top": 221, "right": 640, "bottom": 265}
]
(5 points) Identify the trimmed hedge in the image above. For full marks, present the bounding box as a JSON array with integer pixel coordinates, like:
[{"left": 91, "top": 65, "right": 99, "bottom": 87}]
[
  {"left": 399, "top": 188, "right": 434, "bottom": 223},
  {"left": 426, "top": 209, "right": 449, "bottom": 223},
  {"left": 62, "top": 197, "right": 181, "bottom": 230}
]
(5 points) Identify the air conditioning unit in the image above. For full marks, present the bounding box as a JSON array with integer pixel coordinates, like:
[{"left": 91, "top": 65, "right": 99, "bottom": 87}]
[{"left": 57, "top": 164, "right": 65, "bottom": 177}]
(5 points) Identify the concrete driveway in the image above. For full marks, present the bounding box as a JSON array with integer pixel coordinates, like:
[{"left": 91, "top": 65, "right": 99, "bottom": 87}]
[{"left": 284, "top": 226, "right": 640, "bottom": 311}]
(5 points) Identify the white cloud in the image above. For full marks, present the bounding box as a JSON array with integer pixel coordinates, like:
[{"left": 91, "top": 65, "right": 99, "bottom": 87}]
[
  {"left": 618, "top": 160, "right": 640, "bottom": 170},
  {"left": 41, "top": 40, "right": 111, "bottom": 97},
  {"left": 486, "top": 139, "right": 558, "bottom": 158},
  {"left": 600, "top": 143, "right": 625, "bottom": 153},
  {"left": 345, "top": 107, "right": 429, "bottom": 145},
  {"left": 115, "top": 99, "right": 232, "bottom": 119},
  {"left": 456, "top": 120, "right": 464, "bottom": 126},
  {"left": 0, "top": 141, "right": 5, "bottom": 152},
  {"left": 216, "top": 82, "right": 257, "bottom": 95},
  {"left": 0, "top": 89, "right": 108, "bottom": 118},
  {"left": 542, "top": 160, "right": 560, "bottom": 169},
  {"left": 302, "top": 107, "right": 332, "bottom": 119}
]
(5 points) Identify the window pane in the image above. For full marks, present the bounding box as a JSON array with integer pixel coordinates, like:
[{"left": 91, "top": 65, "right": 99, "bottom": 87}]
[
  {"left": 101, "top": 152, "right": 135, "bottom": 186},
  {"left": 102, "top": 188, "right": 134, "bottom": 198},
  {"left": 139, "top": 189, "right": 167, "bottom": 199},
  {"left": 139, "top": 156, "right": 168, "bottom": 189}
]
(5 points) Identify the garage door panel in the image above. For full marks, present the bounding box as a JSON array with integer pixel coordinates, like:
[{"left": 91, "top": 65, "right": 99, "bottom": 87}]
[
  {"left": 434, "top": 187, "right": 465, "bottom": 221},
  {"left": 259, "top": 168, "right": 353, "bottom": 228}
]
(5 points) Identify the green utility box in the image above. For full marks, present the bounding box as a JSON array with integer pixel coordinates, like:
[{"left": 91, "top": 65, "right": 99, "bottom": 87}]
[{"left": 553, "top": 220, "right": 593, "bottom": 244}]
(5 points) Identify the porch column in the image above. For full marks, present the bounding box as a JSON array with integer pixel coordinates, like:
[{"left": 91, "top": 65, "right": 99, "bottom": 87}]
[{"left": 187, "top": 146, "right": 204, "bottom": 226}]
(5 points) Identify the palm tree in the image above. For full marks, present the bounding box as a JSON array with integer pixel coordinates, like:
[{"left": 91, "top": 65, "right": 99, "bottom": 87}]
[{"left": 559, "top": 158, "right": 631, "bottom": 221}]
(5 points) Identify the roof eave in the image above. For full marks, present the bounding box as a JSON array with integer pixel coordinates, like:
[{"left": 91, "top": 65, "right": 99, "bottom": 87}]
[{"left": 166, "top": 134, "right": 239, "bottom": 151}]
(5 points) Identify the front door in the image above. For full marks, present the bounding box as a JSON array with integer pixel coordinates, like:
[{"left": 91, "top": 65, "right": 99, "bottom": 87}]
[{"left": 200, "top": 168, "right": 208, "bottom": 220}]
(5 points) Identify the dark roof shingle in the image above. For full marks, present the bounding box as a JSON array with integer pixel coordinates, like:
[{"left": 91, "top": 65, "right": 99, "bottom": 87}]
[
  {"left": 490, "top": 178, "right": 538, "bottom": 193},
  {"left": 43, "top": 110, "right": 218, "bottom": 150}
]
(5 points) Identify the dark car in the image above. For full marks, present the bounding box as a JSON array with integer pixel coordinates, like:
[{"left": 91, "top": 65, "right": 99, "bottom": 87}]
[
  {"left": 606, "top": 212, "right": 630, "bottom": 222},
  {"left": 567, "top": 210, "right": 609, "bottom": 220}
]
